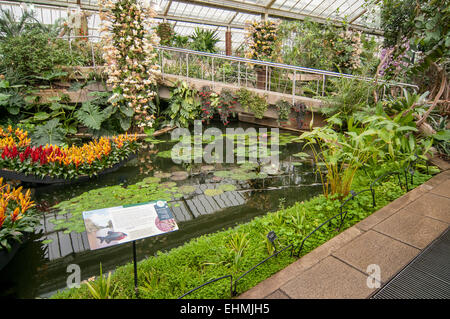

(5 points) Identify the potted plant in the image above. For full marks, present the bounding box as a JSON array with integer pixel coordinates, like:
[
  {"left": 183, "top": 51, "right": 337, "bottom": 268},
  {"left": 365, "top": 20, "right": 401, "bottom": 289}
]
[{"left": 0, "top": 177, "right": 38, "bottom": 270}]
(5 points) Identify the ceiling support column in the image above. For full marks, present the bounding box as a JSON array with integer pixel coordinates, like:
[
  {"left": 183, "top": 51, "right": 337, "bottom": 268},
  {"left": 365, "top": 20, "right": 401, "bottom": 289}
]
[{"left": 225, "top": 26, "right": 232, "bottom": 56}]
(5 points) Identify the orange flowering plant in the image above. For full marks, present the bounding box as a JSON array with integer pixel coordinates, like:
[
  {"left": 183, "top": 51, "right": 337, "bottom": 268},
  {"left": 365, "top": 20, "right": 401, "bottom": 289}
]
[
  {"left": 0, "top": 126, "right": 139, "bottom": 180},
  {"left": 0, "top": 177, "right": 38, "bottom": 252}
]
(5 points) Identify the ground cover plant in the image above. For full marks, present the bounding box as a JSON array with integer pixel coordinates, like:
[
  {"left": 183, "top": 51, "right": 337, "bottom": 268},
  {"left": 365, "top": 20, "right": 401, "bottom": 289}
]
[{"left": 50, "top": 166, "right": 434, "bottom": 299}]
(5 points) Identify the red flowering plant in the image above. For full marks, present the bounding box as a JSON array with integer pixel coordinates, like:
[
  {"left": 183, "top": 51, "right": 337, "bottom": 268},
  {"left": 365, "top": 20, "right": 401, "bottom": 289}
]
[
  {"left": 217, "top": 89, "right": 238, "bottom": 126},
  {"left": 0, "top": 177, "right": 38, "bottom": 252},
  {"left": 198, "top": 87, "right": 216, "bottom": 124},
  {"left": 0, "top": 126, "right": 139, "bottom": 180}
]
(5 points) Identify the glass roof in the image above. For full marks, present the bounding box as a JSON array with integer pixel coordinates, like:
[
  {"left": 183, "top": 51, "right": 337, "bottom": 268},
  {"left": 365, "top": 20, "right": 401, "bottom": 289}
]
[{"left": 0, "top": 0, "right": 381, "bottom": 52}]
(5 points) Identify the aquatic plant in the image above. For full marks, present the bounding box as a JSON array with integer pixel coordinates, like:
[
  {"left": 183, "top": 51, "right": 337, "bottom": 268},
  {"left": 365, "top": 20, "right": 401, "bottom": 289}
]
[{"left": 50, "top": 176, "right": 183, "bottom": 233}]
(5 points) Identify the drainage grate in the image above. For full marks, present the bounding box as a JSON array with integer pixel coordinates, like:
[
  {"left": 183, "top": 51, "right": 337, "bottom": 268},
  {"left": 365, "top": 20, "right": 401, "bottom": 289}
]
[{"left": 372, "top": 227, "right": 450, "bottom": 299}]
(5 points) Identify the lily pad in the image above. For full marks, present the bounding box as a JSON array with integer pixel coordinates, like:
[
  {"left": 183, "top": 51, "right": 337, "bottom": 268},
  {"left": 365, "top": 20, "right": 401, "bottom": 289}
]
[
  {"left": 178, "top": 185, "right": 197, "bottom": 194},
  {"left": 214, "top": 171, "right": 233, "bottom": 178},
  {"left": 200, "top": 165, "right": 215, "bottom": 172},
  {"left": 142, "top": 176, "right": 161, "bottom": 184},
  {"left": 170, "top": 171, "right": 189, "bottom": 181},
  {"left": 154, "top": 172, "right": 172, "bottom": 179},
  {"left": 218, "top": 184, "right": 237, "bottom": 192},
  {"left": 204, "top": 188, "right": 224, "bottom": 196}
]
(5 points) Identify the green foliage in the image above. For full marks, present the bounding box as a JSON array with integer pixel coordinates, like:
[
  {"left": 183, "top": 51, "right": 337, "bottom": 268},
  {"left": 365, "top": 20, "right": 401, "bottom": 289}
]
[
  {"left": 319, "top": 76, "right": 376, "bottom": 123},
  {"left": 0, "top": 79, "right": 25, "bottom": 116},
  {"left": 156, "top": 22, "right": 174, "bottom": 46},
  {"left": 173, "top": 34, "right": 190, "bottom": 49},
  {"left": 31, "top": 118, "right": 66, "bottom": 146},
  {"left": 0, "top": 30, "right": 75, "bottom": 83},
  {"left": 237, "top": 88, "right": 268, "bottom": 119},
  {"left": 84, "top": 263, "right": 118, "bottom": 299},
  {"left": 278, "top": 19, "right": 379, "bottom": 74},
  {"left": 299, "top": 125, "right": 376, "bottom": 199},
  {"left": 380, "top": 0, "right": 416, "bottom": 48},
  {"left": 75, "top": 101, "right": 108, "bottom": 131},
  {"left": 165, "top": 81, "right": 200, "bottom": 128},
  {"left": 51, "top": 168, "right": 433, "bottom": 299},
  {"left": 189, "top": 28, "right": 220, "bottom": 53},
  {"left": 275, "top": 99, "right": 292, "bottom": 124}
]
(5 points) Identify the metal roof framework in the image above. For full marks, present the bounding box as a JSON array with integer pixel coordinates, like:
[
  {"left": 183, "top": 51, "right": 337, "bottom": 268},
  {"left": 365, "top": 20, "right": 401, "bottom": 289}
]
[{"left": 0, "top": 0, "right": 382, "bottom": 52}]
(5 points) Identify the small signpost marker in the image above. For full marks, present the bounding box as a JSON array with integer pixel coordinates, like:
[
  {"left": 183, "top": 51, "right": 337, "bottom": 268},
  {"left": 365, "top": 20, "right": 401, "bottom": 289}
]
[{"left": 267, "top": 231, "right": 278, "bottom": 253}]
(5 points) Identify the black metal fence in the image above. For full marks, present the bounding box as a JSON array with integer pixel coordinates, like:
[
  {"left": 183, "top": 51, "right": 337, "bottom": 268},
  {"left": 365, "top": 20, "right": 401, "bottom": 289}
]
[{"left": 177, "top": 158, "right": 430, "bottom": 299}]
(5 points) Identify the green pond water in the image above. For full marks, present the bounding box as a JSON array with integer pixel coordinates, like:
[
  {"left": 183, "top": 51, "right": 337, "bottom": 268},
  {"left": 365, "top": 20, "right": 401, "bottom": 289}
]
[{"left": 0, "top": 122, "right": 323, "bottom": 298}]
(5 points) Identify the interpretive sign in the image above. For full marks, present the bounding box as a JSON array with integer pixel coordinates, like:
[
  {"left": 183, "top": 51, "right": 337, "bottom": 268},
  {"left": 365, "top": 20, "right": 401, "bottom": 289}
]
[{"left": 82, "top": 200, "right": 179, "bottom": 250}]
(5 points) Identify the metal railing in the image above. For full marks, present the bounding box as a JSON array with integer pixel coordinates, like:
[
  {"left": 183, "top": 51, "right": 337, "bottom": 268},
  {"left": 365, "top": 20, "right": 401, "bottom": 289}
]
[
  {"left": 176, "top": 157, "right": 430, "bottom": 298},
  {"left": 59, "top": 35, "right": 419, "bottom": 103}
]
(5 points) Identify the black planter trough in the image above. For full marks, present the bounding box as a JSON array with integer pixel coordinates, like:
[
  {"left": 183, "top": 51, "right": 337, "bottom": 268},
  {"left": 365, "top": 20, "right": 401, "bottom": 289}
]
[
  {"left": 0, "top": 154, "right": 137, "bottom": 185},
  {"left": 0, "top": 234, "right": 28, "bottom": 271}
]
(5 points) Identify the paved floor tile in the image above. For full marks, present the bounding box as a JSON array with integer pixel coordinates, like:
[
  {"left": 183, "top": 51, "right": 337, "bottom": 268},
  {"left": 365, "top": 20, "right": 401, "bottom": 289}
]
[
  {"left": 264, "top": 289, "right": 290, "bottom": 299},
  {"left": 280, "top": 256, "right": 375, "bottom": 299},
  {"left": 402, "top": 193, "right": 450, "bottom": 223},
  {"left": 355, "top": 206, "right": 398, "bottom": 231},
  {"left": 332, "top": 230, "right": 419, "bottom": 283},
  {"left": 373, "top": 209, "right": 448, "bottom": 249},
  {"left": 430, "top": 180, "right": 450, "bottom": 198}
]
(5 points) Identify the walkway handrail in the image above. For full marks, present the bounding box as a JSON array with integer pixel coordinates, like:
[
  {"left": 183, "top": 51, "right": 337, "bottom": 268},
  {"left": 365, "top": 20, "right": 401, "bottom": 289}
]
[
  {"left": 57, "top": 35, "right": 419, "bottom": 92},
  {"left": 157, "top": 45, "right": 419, "bottom": 90}
]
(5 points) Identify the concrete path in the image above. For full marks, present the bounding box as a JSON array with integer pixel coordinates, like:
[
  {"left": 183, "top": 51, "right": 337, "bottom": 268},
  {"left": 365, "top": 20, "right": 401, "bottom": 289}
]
[{"left": 238, "top": 169, "right": 450, "bottom": 299}]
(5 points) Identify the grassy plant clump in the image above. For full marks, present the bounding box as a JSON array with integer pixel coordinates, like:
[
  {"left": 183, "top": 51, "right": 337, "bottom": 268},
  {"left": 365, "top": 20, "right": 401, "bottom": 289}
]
[{"left": 51, "top": 168, "right": 434, "bottom": 299}]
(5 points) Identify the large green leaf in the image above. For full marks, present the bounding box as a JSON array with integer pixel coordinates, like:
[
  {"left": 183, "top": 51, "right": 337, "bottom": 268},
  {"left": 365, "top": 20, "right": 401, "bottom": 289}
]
[
  {"left": 75, "top": 102, "right": 107, "bottom": 130},
  {"left": 31, "top": 118, "right": 66, "bottom": 146}
]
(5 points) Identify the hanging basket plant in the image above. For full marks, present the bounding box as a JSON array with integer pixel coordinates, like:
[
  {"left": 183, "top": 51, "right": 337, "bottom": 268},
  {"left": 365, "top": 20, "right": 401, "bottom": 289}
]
[
  {"left": 275, "top": 99, "right": 292, "bottom": 126},
  {"left": 244, "top": 20, "right": 281, "bottom": 62},
  {"left": 156, "top": 22, "right": 174, "bottom": 46}
]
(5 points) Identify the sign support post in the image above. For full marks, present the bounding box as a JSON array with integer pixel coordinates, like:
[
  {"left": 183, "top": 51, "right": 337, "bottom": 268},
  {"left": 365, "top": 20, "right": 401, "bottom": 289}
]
[{"left": 133, "top": 240, "right": 139, "bottom": 298}]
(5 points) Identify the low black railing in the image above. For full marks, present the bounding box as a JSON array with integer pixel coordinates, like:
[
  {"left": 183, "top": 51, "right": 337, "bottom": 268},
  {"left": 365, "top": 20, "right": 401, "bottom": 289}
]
[{"left": 177, "top": 158, "right": 432, "bottom": 298}]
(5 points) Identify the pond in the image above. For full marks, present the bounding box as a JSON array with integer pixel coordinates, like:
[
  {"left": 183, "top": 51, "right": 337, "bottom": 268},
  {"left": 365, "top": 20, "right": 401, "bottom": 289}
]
[{"left": 0, "top": 122, "right": 323, "bottom": 298}]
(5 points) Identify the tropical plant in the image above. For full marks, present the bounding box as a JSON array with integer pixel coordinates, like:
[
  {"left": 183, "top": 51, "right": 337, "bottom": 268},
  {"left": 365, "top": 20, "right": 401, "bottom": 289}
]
[
  {"left": 0, "top": 177, "right": 38, "bottom": 252},
  {"left": 0, "top": 78, "right": 26, "bottom": 117},
  {"left": 245, "top": 20, "right": 281, "bottom": 62},
  {"left": 30, "top": 118, "right": 67, "bottom": 146},
  {"left": 237, "top": 88, "right": 268, "bottom": 119},
  {"left": 0, "top": 126, "right": 139, "bottom": 179},
  {"left": 275, "top": 100, "right": 292, "bottom": 125},
  {"left": 99, "top": 0, "right": 160, "bottom": 131},
  {"left": 0, "top": 8, "right": 37, "bottom": 39},
  {"left": 299, "top": 125, "right": 376, "bottom": 199},
  {"left": 84, "top": 263, "right": 117, "bottom": 299},
  {"left": 320, "top": 76, "right": 376, "bottom": 126},
  {"left": 165, "top": 81, "right": 200, "bottom": 128},
  {"left": 0, "top": 30, "right": 74, "bottom": 83},
  {"left": 156, "top": 22, "right": 174, "bottom": 46},
  {"left": 189, "top": 28, "right": 220, "bottom": 53},
  {"left": 226, "top": 231, "right": 250, "bottom": 271},
  {"left": 198, "top": 87, "right": 216, "bottom": 124},
  {"left": 173, "top": 34, "right": 190, "bottom": 48},
  {"left": 278, "top": 19, "right": 378, "bottom": 74},
  {"left": 217, "top": 89, "right": 238, "bottom": 125}
]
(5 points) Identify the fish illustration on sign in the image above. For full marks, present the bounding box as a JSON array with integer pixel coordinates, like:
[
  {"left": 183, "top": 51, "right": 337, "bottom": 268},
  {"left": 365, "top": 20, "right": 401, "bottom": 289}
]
[{"left": 97, "top": 231, "right": 127, "bottom": 244}]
